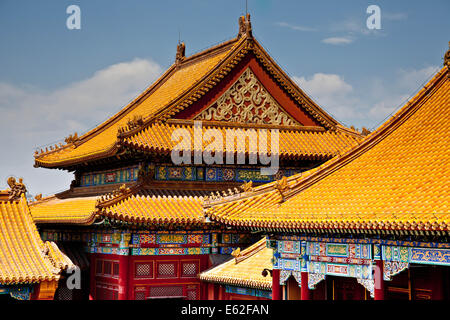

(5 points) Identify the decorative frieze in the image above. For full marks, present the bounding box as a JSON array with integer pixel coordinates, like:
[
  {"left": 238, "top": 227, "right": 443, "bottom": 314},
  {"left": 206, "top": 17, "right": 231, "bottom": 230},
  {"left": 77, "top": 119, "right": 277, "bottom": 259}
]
[
  {"left": 155, "top": 165, "right": 303, "bottom": 183},
  {"left": 382, "top": 245, "right": 450, "bottom": 266},
  {"left": 307, "top": 242, "right": 372, "bottom": 260},
  {"left": 0, "top": 285, "right": 32, "bottom": 300},
  {"left": 357, "top": 278, "right": 375, "bottom": 298},
  {"left": 80, "top": 165, "right": 139, "bottom": 187},
  {"left": 308, "top": 273, "right": 325, "bottom": 290},
  {"left": 279, "top": 270, "right": 301, "bottom": 286},
  {"left": 383, "top": 261, "right": 409, "bottom": 281},
  {"left": 225, "top": 285, "right": 272, "bottom": 299}
]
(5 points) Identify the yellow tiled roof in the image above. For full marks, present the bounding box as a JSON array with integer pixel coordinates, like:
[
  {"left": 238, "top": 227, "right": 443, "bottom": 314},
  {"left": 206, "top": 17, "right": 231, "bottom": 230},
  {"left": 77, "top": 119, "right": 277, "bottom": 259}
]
[
  {"left": 34, "top": 26, "right": 352, "bottom": 169},
  {"left": 121, "top": 121, "right": 360, "bottom": 160},
  {"left": 0, "top": 195, "right": 72, "bottom": 284},
  {"left": 205, "top": 67, "right": 450, "bottom": 232},
  {"left": 199, "top": 238, "right": 273, "bottom": 290},
  {"left": 29, "top": 196, "right": 98, "bottom": 225},
  {"left": 97, "top": 188, "right": 208, "bottom": 225},
  {"left": 34, "top": 40, "right": 239, "bottom": 168}
]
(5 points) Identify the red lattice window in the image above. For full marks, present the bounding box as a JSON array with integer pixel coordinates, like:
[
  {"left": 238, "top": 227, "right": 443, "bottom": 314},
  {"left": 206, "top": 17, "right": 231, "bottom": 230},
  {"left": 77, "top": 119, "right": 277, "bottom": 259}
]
[
  {"left": 186, "top": 288, "right": 198, "bottom": 300},
  {"left": 149, "top": 286, "right": 183, "bottom": 298},
  {"left": 56, "top": 286, "right": 73, "bottom": 300},
  {"left": 113, "top": 262, "right": 119, "bottom": 277},
  {"left": 135, "top": 263, "right": 153, "bottom": 278},
  {"left": 103, "top": 261, "right": 112, "bottom": 275},
  {"left": 96, "top": 284, "right": 118, "bottom": 300},
  {"left": 134, "top": 287, "right": 147, "bottom": 300},
  {"left": 157, "top": 262, "right": 177, "bottom": 278},
  {"left": 181, "top": 262, "right": 198, "bottom": 278},
  {"left": 96, "top": 260, "right": 103, "bottom": 275}
]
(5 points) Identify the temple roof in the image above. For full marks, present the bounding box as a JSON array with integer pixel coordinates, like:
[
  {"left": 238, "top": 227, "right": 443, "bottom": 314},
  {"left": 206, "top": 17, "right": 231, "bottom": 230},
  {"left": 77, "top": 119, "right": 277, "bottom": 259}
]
[
  {"left": 119, "top": 120, "right": 361, "bottom": 161},
  {"left": 30, "top": 184, "right": 210, "bottom": 226},
  {"left": 199, "top": 238, "right": 272, "bottom": 290},
  {"left": 34, "top": 15, "right": 353, "bottom": 169},
  {"left": 0, "top": 193, "right": 73, "bottom": 285},
  {"left": 96, "top": 186, "right": 208, "bottom": 226},
  {"left": 29, "top": 195, "right": 98, "bottom": 225},
  {"left": 204, "top": 65, "right": 450, "bottom": 233}
]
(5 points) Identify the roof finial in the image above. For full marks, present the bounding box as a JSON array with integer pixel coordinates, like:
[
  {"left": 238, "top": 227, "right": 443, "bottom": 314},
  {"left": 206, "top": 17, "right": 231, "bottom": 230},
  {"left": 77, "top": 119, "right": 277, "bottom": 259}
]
[
  {"left": 237, "top": 13, "right": 252, "bottom": 38},
  {"left": 176, "top": 41, "right": 185, "bottom": 64},
  {"left": 7, "top": 177, "right": 27, "bottom": 201}
]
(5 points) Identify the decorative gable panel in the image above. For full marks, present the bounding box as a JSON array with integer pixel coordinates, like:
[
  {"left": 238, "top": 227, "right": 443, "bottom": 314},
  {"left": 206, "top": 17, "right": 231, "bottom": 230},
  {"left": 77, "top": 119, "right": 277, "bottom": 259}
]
[{"left": 194, "top": 68, "right": 301, "bottom": 126}]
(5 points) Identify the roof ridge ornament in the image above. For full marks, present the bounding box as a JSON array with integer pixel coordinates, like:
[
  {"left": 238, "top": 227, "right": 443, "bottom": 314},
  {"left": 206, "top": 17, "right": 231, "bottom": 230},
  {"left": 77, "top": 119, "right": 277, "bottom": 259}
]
[
  {"left": 274, "top": 176, "right": 289, "bottom": 203},
  {"left": 64, "top": 132, "right": 78, "bottom": 144},
  {"left": 237, "top": 13, "right": 252, "bottom": 38},
  {"left": 7, "top": 177, "right": 27, "bottom": 201},
  {"left": 176, "top": 42, "right": 186, "bottom": 64},
  {"left": 240, "top": 180, "right": 253, "bottom": 192}
]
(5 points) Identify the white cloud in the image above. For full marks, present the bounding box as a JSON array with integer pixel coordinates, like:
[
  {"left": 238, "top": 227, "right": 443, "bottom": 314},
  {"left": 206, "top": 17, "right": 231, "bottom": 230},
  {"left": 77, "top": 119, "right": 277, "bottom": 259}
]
[
  {"left": 294, "top": 73, "right": 353, "bottom": 96},
  {"left": 383, "top": 12, "right": 408, "bottom": 21},
  {"left": 321, "top": 37, "right": 354, "bottom": 45},
  {"left": 293, "top": 73, "right": 361, "bottom": 121},
  {"left": 275, "top": 22, "right": 317, "bottom": 32},
  {"left": 330, "top": 18, "right": 374, "bottom": 36},
  {"left": 293, "top": 66, "right": 439, "bottom": 129},
  {"left": 0, "top": 58, "right": 163, "bottom": 195},
  {"left": 368, "top": 66, "right": 438, "bottom": 120},
  {"left": 397, "top": 66, "right": 437, "bottom": 91}
]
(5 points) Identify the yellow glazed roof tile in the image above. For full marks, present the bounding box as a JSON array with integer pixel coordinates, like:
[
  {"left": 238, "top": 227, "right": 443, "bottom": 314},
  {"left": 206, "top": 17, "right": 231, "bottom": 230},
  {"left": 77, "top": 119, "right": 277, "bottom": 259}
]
[
  {"left": 205, "top": 67, "right": 450, "bottom": 231},
  {"left": 199, "top": 238, "right": 273, "bottom": 290},
  {"left": 97, "top": 188, "right": 208, "bottom": 225},
  {"left": 0, "top": 195, "right": 72, "bottom": 285},
  {"left": 122, "top": 122, "right": 360, "bottom": 159},
  {"left": 29, "top": 196, "right": 98, "bottom": 225}
]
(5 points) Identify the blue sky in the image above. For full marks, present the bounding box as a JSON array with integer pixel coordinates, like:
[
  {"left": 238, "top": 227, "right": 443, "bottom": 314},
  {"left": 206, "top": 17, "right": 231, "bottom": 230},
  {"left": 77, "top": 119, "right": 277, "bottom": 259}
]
[{"left": 0, "top": 0, "right": 449, "bottom": 195}]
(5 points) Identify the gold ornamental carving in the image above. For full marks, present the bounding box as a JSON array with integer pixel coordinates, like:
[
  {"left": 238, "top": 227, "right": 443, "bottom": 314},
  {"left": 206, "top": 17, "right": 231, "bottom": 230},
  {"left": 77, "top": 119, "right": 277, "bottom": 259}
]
[{"left": 194, "top": 68, "right": 300, "bottom": 126}]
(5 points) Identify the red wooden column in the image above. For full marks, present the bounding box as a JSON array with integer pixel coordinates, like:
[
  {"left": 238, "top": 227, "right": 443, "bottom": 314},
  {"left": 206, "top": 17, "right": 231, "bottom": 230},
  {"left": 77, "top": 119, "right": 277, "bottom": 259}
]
[
  {"left": 89, "top": 253, "right": 96, "bottom": 300},
  {"left": 374, "top": 259, "right": 385, "bottom": 300},
  {"left": 218, "top": 285, "right": 226, "bottom": 300},
  {"left": 207, "top": 283, "right": 216, "bottom": 300},
  {"left": 272, "top": 269, "right": 281, "bottom": 300},
  {"left": 301, "top": 272, "right": 311, "bottom": 300},
  {"left": 118, "top": 254, "right": 129, "bottom": 300}
]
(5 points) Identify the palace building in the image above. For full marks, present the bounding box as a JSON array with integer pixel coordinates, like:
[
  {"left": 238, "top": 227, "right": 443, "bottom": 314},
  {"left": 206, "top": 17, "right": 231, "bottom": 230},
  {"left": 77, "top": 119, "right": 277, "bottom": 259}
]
[
  {"left": 0, "top": 179, "right": 73, "bottom": 300},
  {"left": 199, "top": 237, "right": 273, "bottom": 300},
  {"left": 203, "top": 45, "right": 450, "bottom": 300},
  {"left": 27, "top": 15, "right": 361, "bottom": 300}
]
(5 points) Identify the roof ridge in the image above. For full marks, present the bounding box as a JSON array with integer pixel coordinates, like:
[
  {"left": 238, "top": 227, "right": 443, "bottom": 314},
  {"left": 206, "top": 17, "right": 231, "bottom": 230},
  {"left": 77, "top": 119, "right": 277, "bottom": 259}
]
[{"left": 234, "top": 237, "right": 267, "bottom": 264}]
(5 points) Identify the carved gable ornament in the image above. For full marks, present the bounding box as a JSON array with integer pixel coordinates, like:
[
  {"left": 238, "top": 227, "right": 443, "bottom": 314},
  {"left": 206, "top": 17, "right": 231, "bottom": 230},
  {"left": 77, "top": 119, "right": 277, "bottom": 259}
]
[{"left": 194, "top": 68, "right": 300, "bottom": 126}]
